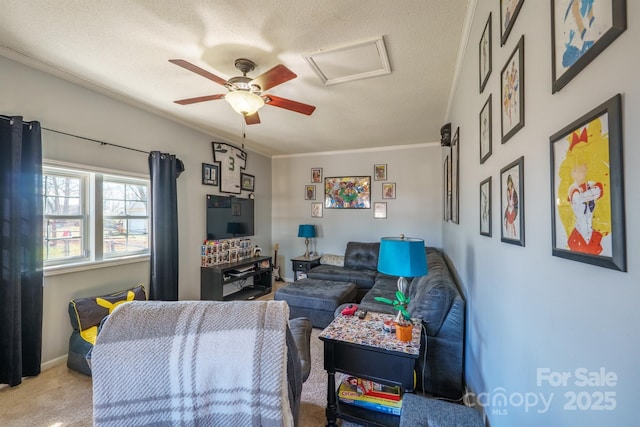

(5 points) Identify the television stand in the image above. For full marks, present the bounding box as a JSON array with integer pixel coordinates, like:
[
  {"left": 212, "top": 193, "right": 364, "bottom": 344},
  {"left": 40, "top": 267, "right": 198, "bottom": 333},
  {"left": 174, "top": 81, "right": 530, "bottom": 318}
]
[{"left": 201, "top": 256, "right": 272, "bottom": 301}]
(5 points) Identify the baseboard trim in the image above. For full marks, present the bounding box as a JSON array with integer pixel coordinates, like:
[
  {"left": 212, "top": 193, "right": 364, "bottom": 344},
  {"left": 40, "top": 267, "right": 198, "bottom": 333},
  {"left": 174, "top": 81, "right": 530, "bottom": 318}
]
[{"left": 42, "top": 354, "right": 67, "bottom": 371}]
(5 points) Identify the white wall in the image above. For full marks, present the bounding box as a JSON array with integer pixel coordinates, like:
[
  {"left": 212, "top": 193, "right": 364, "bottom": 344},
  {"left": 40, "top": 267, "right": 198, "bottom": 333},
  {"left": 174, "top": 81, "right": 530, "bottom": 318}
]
[
  {"left": 0, "top": 55, "right": 272, "bottom": 364},
  {"left": 272, "top": 144, "right": 442, "bottom": 281},
  {"left": 446, "top": 2, "right": 639, "bottom": 426}
]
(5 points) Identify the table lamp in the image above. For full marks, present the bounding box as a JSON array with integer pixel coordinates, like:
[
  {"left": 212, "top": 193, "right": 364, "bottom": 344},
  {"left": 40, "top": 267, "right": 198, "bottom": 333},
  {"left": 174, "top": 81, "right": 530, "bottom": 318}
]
[
  {"left": 298, "top": 224, "right": 316, "bottom": 258},
  {"left": 377, "top": 235, "right": 427, "bottom": 296}
]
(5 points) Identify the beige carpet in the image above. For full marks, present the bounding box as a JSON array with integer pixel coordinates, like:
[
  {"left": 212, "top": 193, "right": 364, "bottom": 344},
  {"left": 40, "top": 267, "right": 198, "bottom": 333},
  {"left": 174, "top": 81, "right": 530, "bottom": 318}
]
[{"left": 0, "top": 283, "right": 336, "bottom": 426}]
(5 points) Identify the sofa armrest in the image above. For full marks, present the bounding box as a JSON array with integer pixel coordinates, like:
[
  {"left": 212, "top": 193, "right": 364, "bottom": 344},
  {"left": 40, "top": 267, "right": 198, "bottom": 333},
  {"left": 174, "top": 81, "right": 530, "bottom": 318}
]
[{"left": 288, "top": 317, "right": 312, "bottom": 383}]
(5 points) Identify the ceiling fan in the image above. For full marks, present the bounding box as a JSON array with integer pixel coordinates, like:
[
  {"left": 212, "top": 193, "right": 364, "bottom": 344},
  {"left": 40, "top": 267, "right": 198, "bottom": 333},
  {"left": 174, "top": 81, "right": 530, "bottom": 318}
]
[{"left": 170, "top": 58, "right": 316, "bottom": 125}]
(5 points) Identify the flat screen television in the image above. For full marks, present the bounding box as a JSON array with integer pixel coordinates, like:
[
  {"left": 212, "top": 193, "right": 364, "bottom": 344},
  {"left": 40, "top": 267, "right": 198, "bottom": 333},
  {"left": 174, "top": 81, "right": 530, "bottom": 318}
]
[{"left": 206, "top": 195, "right": 255, "bottom": 240}]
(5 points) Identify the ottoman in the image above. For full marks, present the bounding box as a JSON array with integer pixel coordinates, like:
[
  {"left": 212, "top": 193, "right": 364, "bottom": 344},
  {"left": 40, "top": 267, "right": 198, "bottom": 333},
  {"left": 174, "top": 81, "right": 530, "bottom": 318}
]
[{"left": 275, "top": 279, "right": 357, "bottom": 328}]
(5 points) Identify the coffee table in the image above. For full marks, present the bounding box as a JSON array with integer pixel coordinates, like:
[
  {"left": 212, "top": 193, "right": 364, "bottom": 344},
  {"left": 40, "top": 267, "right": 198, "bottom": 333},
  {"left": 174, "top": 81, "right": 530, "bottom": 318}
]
[{"left": 319, "top": 311, "right": 422, "bottom": 427}]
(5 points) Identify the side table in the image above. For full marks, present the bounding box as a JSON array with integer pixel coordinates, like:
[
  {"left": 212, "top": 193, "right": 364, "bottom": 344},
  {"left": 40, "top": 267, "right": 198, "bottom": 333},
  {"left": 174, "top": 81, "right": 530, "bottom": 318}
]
[
  {"left": 319, "top": 311, "right": 422, "bottom": 427},
  {"left": 290, "top": 255, "right": 321, "bottom": 281}
]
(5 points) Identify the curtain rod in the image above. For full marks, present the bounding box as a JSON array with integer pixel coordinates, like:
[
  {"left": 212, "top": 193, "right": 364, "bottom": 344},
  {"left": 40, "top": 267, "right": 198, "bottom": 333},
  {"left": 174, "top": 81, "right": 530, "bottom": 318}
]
[{"left": 0, "top": 115, "right": 149, "bottom": 155}]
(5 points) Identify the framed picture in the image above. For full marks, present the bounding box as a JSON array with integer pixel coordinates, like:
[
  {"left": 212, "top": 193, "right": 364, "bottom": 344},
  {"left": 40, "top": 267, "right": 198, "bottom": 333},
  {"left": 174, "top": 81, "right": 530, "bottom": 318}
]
[
  {"left": 451, "top": 127, "right": 460, "bottom": 224},
  {"left": 549, "top": 94, "right": 625, "bottom": 271},
  {"left": 311, "top": 167, "right": 323, "bottom": 183},
  {"left": 501, "top": 36, "right": 525, "bottom": 144},
  {"left": 202, "top": 163, "right": 218, "bottom": 186},
  {"left": 324, "top": 176, "right": 371, "bottom": 209},
  {"left": 443, "top": 154, "right": 451, "bottom": 221},
  {"left": 480, "top": 94, "right": 492, "bottom": 164},
  {"left": 382, "top": 182, "right": 396, "bottom": 199},
  {"left": 500, "top": 0, "right": 525, "bottom": 46},
  {"left": 374, "top": 202, "right": 387, "bottom": 219},
  {"left": 551, "top": 0, "right": 626, "bottom": 94},
  {"left": 311, "top": 202, "right": 323, "bottom": 218},
  {"left": 305, "top": 185, "right": 316, "bottom": 200},
  {"left": 500, "top": 156, "right": 525, "bottom": 246},
  {"left": 241, "top": 173, "right": 255, "bottom": 191},
  {"left": 480, "top": 177, "right": 492, "bottom": 237},
  {"left": 213, "top": 142, "right": 247, "bottom": 194},
  {"left": 374, "top": 164, "right": 387, "bottom": 181},
  {"left": 479, "top": 13, "right": 492, "bottom": 93}
]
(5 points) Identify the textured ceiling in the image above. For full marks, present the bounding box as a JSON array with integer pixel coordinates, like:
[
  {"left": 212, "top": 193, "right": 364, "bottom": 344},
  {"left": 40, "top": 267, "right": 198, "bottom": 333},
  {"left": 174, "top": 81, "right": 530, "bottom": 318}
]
[{"left": 0, "top": 0, "right": 469, "bottom": 156}]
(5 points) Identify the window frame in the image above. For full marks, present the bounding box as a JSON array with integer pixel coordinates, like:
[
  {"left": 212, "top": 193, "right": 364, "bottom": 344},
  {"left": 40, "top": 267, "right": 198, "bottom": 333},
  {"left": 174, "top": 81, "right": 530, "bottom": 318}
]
[{"left": 43, "top": 161, "right": 150, "bottom": 271}]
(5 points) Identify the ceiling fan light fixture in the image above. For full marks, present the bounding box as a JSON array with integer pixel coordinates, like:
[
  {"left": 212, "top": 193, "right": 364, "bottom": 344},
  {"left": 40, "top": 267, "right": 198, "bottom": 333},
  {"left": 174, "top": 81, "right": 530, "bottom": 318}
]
[{"left": 225, "top": 90, "right": 265, "bottom": 116}]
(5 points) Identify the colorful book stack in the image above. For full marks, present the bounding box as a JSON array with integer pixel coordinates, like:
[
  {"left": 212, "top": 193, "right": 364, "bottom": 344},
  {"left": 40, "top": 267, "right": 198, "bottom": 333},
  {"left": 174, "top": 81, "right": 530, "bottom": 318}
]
[{"left": 337, "top": 376, "right": 403, "bottom": 415}]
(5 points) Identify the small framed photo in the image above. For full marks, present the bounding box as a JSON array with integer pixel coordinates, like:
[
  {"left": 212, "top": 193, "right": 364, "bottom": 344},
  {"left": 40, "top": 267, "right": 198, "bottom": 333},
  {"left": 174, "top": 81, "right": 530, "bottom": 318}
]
[
  {"left": 501, "top": 35, "right": 525, "bottom": 144},
  {"left": 374, "top": 202, "right": 387, "bottom": 219},
  {"left": 202, "top": 163, "right": 219, "bottom": 186},
  {"left": 500, "top": 156, "right": 525, "bottom": 246},
  {"left": 480, "top": 94, "right": 492, "bottom": 164},
  {"left": 311, "top": 167, "right": 323, "bottom": 183},
  {"left": 550, "top": 94, "right": 625, "bottom": 271},
  {"left": 240, "top": 173, "right": 255, "bottom": 191},
  {"left": 479, "top": 13, "right": 492, "bottom": 93},
  {"left": 311, "top": 202, "right": 323, "bottom": 218},
  {"left": 374, "top": 164, "right": 387, "bottom": 181},
  {"left": 480, "top": 177, "right": 492, "bottom": 237},
  {"left": 551, "top": 0, "right": 626, "bottom": 93},
  {"left": 500, "top": 0, "right": 525, "bottom": 46},
  {"left": 305, "top": 185, "right": 316, "bottom": 200},
  {"left": 382, "top": 183, "right": 396, "bottom": 199}
]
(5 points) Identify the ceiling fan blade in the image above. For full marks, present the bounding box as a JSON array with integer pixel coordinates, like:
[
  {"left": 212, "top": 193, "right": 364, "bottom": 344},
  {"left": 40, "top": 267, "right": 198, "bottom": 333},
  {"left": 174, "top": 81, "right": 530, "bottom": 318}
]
[
  {"left": 169, "top": 59, "right": 228, "bottom": 87},
  {"left": 251, "top": 64, "right": 296, "bottom": 92},
  {"left": 244, "top": 112, "right": 261, "bottom": 125},
  {"left": 265, "top": 95, "right": 316, "bottom": 116},
  {"left": 174, "top": 94, "right": 226, "bottom": 105}
]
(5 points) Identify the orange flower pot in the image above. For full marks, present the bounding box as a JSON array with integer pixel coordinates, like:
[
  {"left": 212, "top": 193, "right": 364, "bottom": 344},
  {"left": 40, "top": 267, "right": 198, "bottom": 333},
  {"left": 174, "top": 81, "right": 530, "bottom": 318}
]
[{"left": 395, "top": 322, "right": 413, "bottom": 342}]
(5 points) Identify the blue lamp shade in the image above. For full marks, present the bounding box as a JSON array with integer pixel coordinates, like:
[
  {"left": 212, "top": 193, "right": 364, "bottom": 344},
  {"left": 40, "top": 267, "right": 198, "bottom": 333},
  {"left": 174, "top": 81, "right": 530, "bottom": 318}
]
[
  {"left": 298, "top": 224, "right": 316, "bottom": 238},
  {"left": 377, "top": 237, "right": 427, "bottom": 277}
]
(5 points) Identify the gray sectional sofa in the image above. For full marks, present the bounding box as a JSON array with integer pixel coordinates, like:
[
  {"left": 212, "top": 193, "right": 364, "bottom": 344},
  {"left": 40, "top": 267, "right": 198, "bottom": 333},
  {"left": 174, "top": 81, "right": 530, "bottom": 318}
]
[{"left": 306, "top": 242, "right": 465, "bottom": 400}]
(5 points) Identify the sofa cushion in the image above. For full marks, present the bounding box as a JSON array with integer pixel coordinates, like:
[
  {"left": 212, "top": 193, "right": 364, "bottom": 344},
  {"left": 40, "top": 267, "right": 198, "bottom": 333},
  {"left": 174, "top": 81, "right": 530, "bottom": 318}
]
[
  {"left": 307, "top": 265, "right": 377, "bottom": 289},
  {"left": 344, "top": 242, "right": 380, "bottom": 271},
  {"left": 406, "top": 249, "right": 458, "bottom": 336},
  {"left": 320, "top": 254, "right": 345, "bottom": 267}
]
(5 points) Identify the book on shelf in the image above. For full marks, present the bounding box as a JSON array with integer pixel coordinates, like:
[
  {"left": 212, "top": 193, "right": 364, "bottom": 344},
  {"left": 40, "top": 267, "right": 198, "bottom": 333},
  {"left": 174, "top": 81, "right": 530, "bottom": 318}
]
[
  {"left": 338, "top": 376, "right": 402, "bottom": 401},
  {"left": 337, "top": 376, "right": 403, "bottom": 415}
]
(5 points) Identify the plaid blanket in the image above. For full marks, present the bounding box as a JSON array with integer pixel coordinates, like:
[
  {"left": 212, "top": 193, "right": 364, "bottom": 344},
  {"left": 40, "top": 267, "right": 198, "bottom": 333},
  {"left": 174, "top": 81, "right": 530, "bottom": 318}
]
[{"left": 92, "top": 300, "right": 293, "bottom": 427}]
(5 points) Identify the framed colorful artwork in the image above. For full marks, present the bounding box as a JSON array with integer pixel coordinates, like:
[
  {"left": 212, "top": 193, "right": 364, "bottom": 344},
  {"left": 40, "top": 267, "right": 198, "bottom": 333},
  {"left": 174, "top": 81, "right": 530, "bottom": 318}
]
[
  {"left": 500, "top": 0, "right": 525, "bottom": 46},
  {"left": 480, "top": 177, "right": 492, "bottom": 237},
  {"left": 501, "top": 36, "right": 525, "bottom": 144},
  {"left": 479, "top": 13, "right": 492, "bottom": 93},
  {"left": 451, "top": 127, "right": 460, "bottom": 224},
  {"left": 374, "top": 202, "right": 387, "bottom": 219},
  {"left": 551, "top": 0, "right": 627, "bottom": 93},
  {"left": 374, "top": 164, "right": 387, "bottom": 181},
  {"left": 382, "top": 183, "right": 396, "bottom": 199},
  {"left": 324, "top": 176, "right": 371, "bottom": 209},
  {"left": 202, "top": 163, "right": 218, "bottom": 186},
  {"left": 305, "top": 185, "right": 316, "bottom": 200},
  {"left": 311, "top": 202, "right": 323, "bottom": 218},
  {"left": 480, "top": 94, "right": 492, "bottom": 164},
  {"left": 500, "top": 156, "right": 525, "bottom": 246},
  {"left": 241, "top": 173, "right": 254, "bottom": 191},
  {"left": 549, "top": 94, "right": 625, "bottom": 271},
  {"left": 311, "top": 167, "right": 322, "bottom": 183}
]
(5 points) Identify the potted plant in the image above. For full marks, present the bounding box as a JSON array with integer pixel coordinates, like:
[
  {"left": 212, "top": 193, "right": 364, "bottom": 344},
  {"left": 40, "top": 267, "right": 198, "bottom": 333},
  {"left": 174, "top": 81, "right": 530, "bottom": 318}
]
[{"left": 375, "top": 290, "right": 413, "bottom": 342}]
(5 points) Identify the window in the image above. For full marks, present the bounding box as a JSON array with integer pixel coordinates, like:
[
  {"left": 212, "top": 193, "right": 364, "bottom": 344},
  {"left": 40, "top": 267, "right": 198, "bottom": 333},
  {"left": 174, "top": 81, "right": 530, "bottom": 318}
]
[{"left": 43, "top": 164, "right": 150, "bottom": 267}]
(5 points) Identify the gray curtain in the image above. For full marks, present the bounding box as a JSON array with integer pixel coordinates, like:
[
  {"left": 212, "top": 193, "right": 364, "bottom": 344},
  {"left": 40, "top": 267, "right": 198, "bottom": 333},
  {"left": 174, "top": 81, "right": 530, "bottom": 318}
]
[
  {"left": 148, "top": 151, "right": 184, "bottom": 301},
  {"left": 0, "top": 116, "right": 44, "bottom": 386}
]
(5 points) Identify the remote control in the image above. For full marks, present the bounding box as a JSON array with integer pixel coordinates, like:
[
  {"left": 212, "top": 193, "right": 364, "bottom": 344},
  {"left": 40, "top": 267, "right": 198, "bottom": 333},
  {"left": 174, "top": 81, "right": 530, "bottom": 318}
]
[{"left": 356, "top": 309, "right": 367, "bottom": 319}]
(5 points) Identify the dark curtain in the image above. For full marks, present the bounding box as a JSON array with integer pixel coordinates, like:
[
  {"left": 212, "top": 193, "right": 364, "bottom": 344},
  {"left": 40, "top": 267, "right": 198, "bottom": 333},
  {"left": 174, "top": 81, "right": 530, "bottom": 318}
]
[
  {"left": 0, "top": 116, "right": 44, "bottom": 387},
  {"left": 148, "top": 151, "right": 184, "bottom": 301}
]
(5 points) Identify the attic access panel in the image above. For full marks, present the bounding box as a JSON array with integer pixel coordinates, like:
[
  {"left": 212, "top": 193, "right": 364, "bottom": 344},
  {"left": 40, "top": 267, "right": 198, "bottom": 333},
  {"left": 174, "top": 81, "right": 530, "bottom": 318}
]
[{"left": 303, "top": 36, "right": 391, "bottom": 85}]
